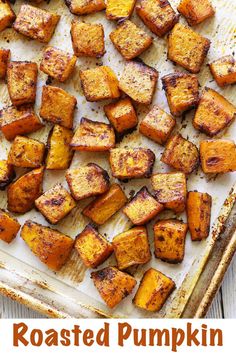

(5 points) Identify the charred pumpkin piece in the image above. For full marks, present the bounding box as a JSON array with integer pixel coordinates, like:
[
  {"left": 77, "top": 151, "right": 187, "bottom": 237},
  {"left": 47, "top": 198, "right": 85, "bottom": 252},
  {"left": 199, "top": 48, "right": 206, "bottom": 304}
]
[
  {"left": 0, "top": 160, "right": 15, "bottom": 190},
  {"left": 83, "top": 183, "right": 127, "bottom": 225},
  {"left": 7, "top": 167, "right": 44, "bottom": 214},
  {"left": 35, "top": 183, "right": 76, "bottom": 225},
  {"left": 123, "top": 187, "right": 164, "bottom": 225},
  {"left": 91, "top": 266, "right": 137, "bottom": 308},
  {"left": 133, "top": 268, "right": 175, "bottom": 312},
  {"left": 0, "top": 209, "right": 20, "bottom": 243},
  {"left": 154, "top": 219, "right": 188, "bottom": 263},
  {"left": 177, "top": 0, "right": 215, "bottom": 26},
  {"left": 112, "top": 226, "right": 151, "bottom": 270},
  {"left": 106, "top": 0, "right": 136, "bottom": 20},
  {"left": 209, "top": 55, "right": 236, "bottom": 87},
  {"left": 0, "top": 0, "right": 15, "bottom": 32},
  {"left": 200, "top": 140, "right": 236, "bottom": 174},
  {"left": 21, "top": 220, "right": 74, "bottom": 271},
  {"left": 66, "top": 163, "right": 110, "bottom": 201},
  {"left": 0, "top": 48, "right": 10, "bottom": 79},
  {"left": 66, "top": 0, "right": 106, "bottom": 16},
  {"left": 187, "top": 191, "right": 212, "bottom": 241},
  {"left": 75, "top": 224, "right": 113, "bottom": 268},
  {"left": 109, "top": 148, "right": 155, "bottom": 179}
]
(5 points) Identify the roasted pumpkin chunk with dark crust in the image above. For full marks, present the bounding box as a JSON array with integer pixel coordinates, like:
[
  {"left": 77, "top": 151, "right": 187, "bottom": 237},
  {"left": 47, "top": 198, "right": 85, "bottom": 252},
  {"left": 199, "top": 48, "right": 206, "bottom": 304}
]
[
  {"left": 139, "top": 105, "right": 176, "bottom": 145},
  {"left": 80, "top": 66, "right": 120, "bottom": 102},
  {"left": 7, "top": 167, "right": 44, "bottom": 214},
  {"left": 8, "top": 136, "right": 45, "bottom": 168},
  {"left": 151, "top": 172, "right": 187, "bottom": 213},
  {"left": 0, "top": 160, "right": 15, "bottom": 190},
  {"left": 136, "top": 0, "right": 179, "bottom": 37},
  {"left": 110, "top": 20, "right": 152, "bottom": 60},
  {"left": 40, "top": 46, "right": 77, "bottom": 82},
  {"left": 0, "top": 105, "right": 43, "bottom": 141},
  {"left": 209, "top": 55, "right": 236, "bottom": 87},
  {"left": 7, "top": 61, "right": 38, "bottom": 106},
  {"left": 83, "top": 183, "right": 127, "bottom": 225},
  {"left": 119, "top": 61, "right": 158, "bottom": 105},
  {"left": 21, "top": 220, "right": 74, "bottom": 271},
  {"left": 66, "top": 0, "right": 106, "bottom": 16},
  {"left": 70, "top": 118, "right": 115, "bottom": 152},
  {"left": 193, "top": 88, "right": 236, "bottom": 136},
  {"left": 187, "top": 191, "right": 212, "bottom": 241},
  {"left": 91, "top": 266, "right": 137, "bottom": 308},
  {"left": 112, "top": 226, "right": 151, "bottom": 270},
  {"left": 0, "top": 209, "right": 20, "bottom": 243},
  {"left": 177, "top": 0, "right": 215, "bottom": 26},
  {"left": 104, "top": 98, "right": 138, "bottom": 134},
  {"left": 133, "top": 268, "right": 175, "bottom": 312},
  {"left": 123, "top": 187, "right": 164, "bottom": 225},
  {"left": 71, "top": 21, "right": 105, "bottom": 58},
  {"left": 168, "top": 23, "right": 210, "bottom": 73},
  {"left": 162, "top": 72, "right": 199, "bottom": 116},
  {"left": 46, "top": 125, "right": 74, "bottom": 170},
  {"left": 110, "top": 148, "right": 155, "bottom": 179},
  {"left": 75, "top": 224, "right": 113, "bottom": 268},
  {"left": 66, "top": 163, "right": 110, "bottom": 201},
  {"left": 154, "top": 219, "right": 188, "bottom": 263},
  {"left": 200, "top": 140, "right": 236, "bottom": 174},
  {"left": 13, "top": 5, "right": 60, "bottom": 43},
  {"left": 35, "top": 183, "right": 76, "bottom": 225},
  {"left": 106, "top": 0, "right": 136, "bottom": 20},
  {"left": 0, "top": 48, "right": 10, "bottom": 79},
  {"left": 0, "top": 0, "right": 15, "bottom": 32},
  {"left": 40, "top": 85, "right": 77, "bottom": 129},
  {"left": 161, "top": 134, "right": 199, "bottom": 174}
]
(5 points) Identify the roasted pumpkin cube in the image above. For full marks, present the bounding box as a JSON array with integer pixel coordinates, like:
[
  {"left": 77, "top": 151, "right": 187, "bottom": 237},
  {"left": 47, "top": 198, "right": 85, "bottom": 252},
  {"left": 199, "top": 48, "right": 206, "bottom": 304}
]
[
  {"left": 71, "top": 21, "right": 105, "bottom": 58},
  {"left": 66, "top": 0, "right": 106, "bottom": 15},
  {"left": 21, "top": 220, "right": 74, "bottom": 271},
  {"left": 110, "top": 20, "right": 152, "bottom": 60},
  {"left": 13, "top": 5, "right": 60, "bottom": 43},
  {"left": 7, "top": 61, "right": 38, "bottom": 106},
  {"left": 91, "top": 266, "right": 137, "bottom": 308},
  {"left": 178, "top": 0, "right": 215, "bottom": 26},
  {"left": 66, "top": 163, "right": 110, "bottom": 200},
  {"left": 0, "top": 160, "right": 15, "bottom": 190},
  {"left": 70, "top": 118, "right": 115, "bottom": 152},
  {"left": 168, "top": 23, "right": 210, "bottom": 73},
  {"left": 161, "top": 134, "right": 199, "bottom": 174},
  {"left": 139, "top": 105, "right": 176, "bottom": 145},
  {"left": 123, "top": 187, "right": 164, "bottom": 225},
  {"left": 75, "top": 224, "right": 113, "bottom": 268},
  {"left": 80, "top": 66, "right": 120, "bottom": 102},
  {"left": 200, "top": 140, "right": 236, "bottom": 174},
  {"left": 104, "top": 98, "right": 138, "bottom": 134},
  {"left": 162, "top": 72, "right": 199, "bottom": 116},
  {"left": 35, "top": 183, "right": 76, "bottom": 224},
  {"left": 106, "top": 0, "right": 136, "bottom": 20},
  {"left": 83, "top": 183, "right": 127, "bottom": 225},
  {"left": 46, "top": 125, "right": 73, "bottom": 170},
  {"left": 209, "top": 55, "right": 236, "bottom": 87},
  {"left": 151, "top": 172, "right": 187, "bottom": 213},
  {"left": 154, "top": 219, "right": 188, "bottom": 263},
  {"left": 0, "top": 105, "right": 43, "bottom": 141},
  {"left": 193, "top": 88, "right": 236, "bottom": 136},
  {"left": 40, "top": 85, "right": 77, "bottom": 129},
  {"left": 0, "top": 209, "right": 20, "bottom": 243},
  {"left": 136, "top": 0, "right": 179, "bottom": 37},
  {"left": 110, "top": 148, "right": 155, "bottom": 179},
  {"left": 0, "top": 48, "right": 10, "bottom": 79},
  {"left": 8, "top": 136, "right": 45, "bottom": 168},
  {"left": 7, "top": 167, "right": 44, "bottom": 214},
  {"left": 119, "top": 61, "right": 158, "bottom": 105},
  {"left": 0, "top": 0, "right": 15, "bottom": 32},
  {"left": 187, "top": 191, "right": 212, "bottom": 241},
  {"left": 133, "top": 268, "right": 175, "bottom": 312},
  {"left": 40, "top": 46, "right": 77, "bottom": 82},
  {"left": 112, "top": 226, "right": 151, "bottom": 270}
]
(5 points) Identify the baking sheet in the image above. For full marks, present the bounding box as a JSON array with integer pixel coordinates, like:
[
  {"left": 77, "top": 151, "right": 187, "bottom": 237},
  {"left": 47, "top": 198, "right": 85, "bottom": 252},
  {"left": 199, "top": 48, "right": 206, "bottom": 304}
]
[{"left": 0, "top": 0, "right": 235, "bottom": 318}]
